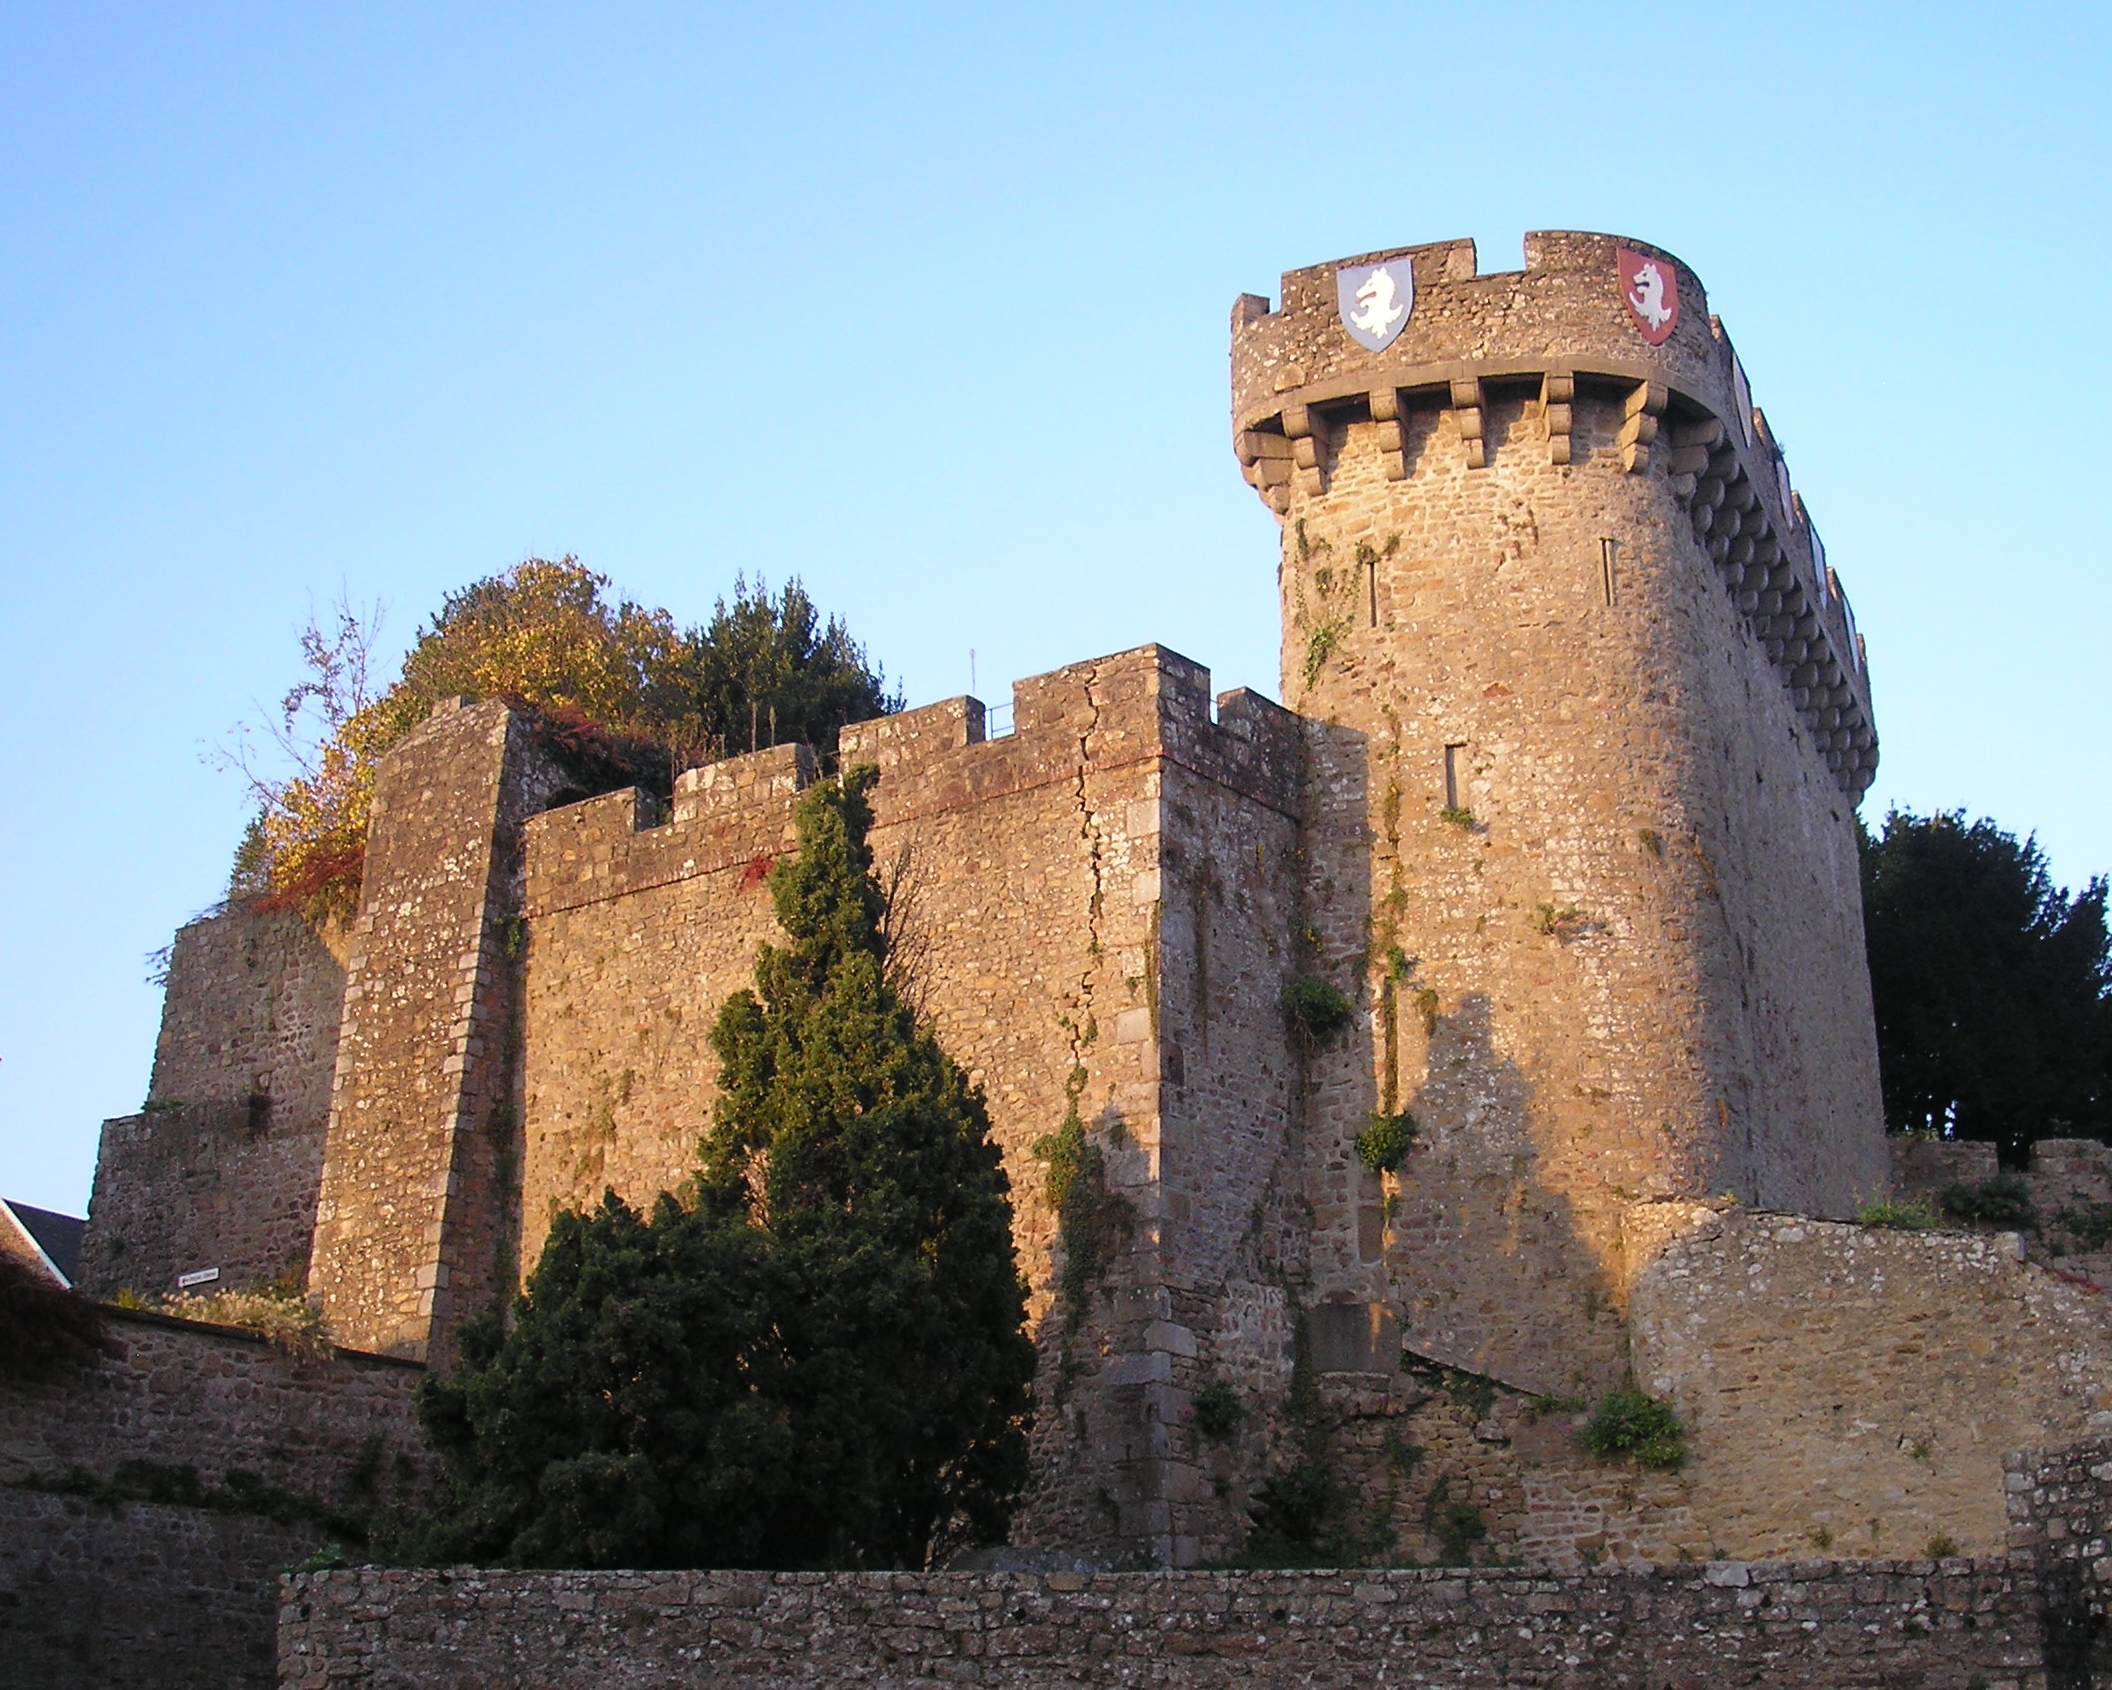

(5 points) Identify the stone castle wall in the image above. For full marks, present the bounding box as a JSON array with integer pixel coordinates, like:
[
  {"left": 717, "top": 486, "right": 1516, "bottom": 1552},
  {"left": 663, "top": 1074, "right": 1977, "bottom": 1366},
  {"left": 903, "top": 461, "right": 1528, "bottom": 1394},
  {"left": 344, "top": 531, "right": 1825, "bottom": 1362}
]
[
  {"left": 79, "top": 904, "right": 346, "bottom": 1297},
  {"left": 71, "top": 230, "right": 2028, "bottom": 1582},
  {"left": 0, "top": 1307, "right": 428, "bottom": 1690},
  {"left": 1232, "top": 232, "right": 1885, "bottom": 1400},
  {"left": 515, "top": 645, "right": 1306, "bottom": 1565},
  {"left": 307, "top": 698, "right": 570, "bottom": 1362}
]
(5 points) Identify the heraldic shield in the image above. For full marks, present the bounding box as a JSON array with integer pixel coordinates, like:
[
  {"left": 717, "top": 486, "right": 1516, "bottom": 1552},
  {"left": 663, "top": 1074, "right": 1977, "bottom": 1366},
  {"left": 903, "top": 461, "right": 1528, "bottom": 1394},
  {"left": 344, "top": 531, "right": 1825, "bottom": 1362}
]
[
  {"left": 1337, "top": 258, "right": 1413, "bottom": 352},
  {"left": 1617, "top": 246, "right": 1680, "bottom": 346}
]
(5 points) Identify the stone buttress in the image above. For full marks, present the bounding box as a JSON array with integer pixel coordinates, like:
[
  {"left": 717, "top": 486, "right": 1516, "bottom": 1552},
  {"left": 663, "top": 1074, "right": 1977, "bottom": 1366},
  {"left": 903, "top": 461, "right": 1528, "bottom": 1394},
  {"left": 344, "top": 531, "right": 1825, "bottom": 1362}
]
[{"left": 306, "top": 698, "right": 569, "bottom": 1362}]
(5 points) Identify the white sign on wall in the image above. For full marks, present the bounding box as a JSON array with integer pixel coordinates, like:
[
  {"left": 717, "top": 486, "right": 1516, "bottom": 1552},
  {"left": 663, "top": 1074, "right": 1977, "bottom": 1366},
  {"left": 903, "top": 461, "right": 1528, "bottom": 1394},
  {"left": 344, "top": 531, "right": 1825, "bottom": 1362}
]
[{"left": 177, "top": 1267, "right": 221, "bottom": 1289}]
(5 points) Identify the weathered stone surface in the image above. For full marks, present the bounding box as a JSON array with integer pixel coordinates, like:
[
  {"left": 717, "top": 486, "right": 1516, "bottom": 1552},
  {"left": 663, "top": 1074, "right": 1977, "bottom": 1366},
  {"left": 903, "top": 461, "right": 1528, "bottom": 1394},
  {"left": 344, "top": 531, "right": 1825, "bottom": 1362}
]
[
  {"left": 307, "top": 698, "right": 569, "bottom": 1363},
  {"left": 0, "top": 1305, "right": 426, "bottom": 1499},
  {"left": 4, "top": 1490, "right": 319, "bottom": 1690},
  {"left": 1632, "top": 1211, "right": 2112, "bottom": 1560},
  {"left": 277, "top": 1558, "right": 2050, "bottom": 1689},
  {"left": 0, "top": 1309, "right": 427, "bottom": 1690},
  {"left": 79, "top": 903, "right": 346, "bottom": 1298}
]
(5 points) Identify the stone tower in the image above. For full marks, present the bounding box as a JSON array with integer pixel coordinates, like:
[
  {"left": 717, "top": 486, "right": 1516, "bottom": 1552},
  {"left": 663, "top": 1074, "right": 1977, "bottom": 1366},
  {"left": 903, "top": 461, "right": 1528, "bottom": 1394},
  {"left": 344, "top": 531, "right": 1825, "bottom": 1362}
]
[{"left": 1231, "top": 232, "right": 1885, "bottom": 1393}]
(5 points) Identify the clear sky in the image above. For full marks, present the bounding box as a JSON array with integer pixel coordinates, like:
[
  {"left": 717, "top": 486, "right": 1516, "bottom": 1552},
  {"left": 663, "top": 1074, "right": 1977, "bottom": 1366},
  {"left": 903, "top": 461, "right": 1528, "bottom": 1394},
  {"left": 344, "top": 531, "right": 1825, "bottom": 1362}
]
[{"left": 2, "top": 3, "right": 2107, "bottom": 1216}]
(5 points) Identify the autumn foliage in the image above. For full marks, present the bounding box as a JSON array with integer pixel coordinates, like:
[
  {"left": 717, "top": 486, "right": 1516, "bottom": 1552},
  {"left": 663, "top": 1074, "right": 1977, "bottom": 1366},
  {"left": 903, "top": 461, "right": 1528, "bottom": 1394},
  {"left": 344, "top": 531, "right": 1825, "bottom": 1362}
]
[{"left": 228, "top": 559, "right": 895, "bottom": 920}]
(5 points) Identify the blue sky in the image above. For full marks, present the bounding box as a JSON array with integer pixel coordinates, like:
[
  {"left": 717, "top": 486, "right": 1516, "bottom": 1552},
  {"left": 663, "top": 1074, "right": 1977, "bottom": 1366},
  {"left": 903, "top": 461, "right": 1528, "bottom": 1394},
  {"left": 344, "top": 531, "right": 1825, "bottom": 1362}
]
[{"left": 2, "top": 3, "right": 2107, "bottom": 1215}]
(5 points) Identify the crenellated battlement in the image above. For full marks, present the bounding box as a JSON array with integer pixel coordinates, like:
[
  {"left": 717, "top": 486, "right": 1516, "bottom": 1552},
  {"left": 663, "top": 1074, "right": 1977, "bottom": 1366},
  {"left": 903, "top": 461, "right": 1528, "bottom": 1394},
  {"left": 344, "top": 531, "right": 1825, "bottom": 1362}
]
[
  {"left": 844, "top": 644, "right": 1303, "bottom": 827},
  {"left": 522, "top": 646, "right": 1303, "bottom": 921},
  {"left": 1233, "top": 230, "right": 1874, "bottom": 796},
  {"left": 523, "top": 743, "right": 815, "bottom": 919}
]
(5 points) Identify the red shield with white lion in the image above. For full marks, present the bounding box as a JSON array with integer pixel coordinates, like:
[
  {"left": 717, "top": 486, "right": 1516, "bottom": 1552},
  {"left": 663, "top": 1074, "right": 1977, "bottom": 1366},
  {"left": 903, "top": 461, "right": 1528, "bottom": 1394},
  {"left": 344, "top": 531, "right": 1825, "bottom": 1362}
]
[{"left": 1616, "top": 247, "right": 1679, "bottom": 346}]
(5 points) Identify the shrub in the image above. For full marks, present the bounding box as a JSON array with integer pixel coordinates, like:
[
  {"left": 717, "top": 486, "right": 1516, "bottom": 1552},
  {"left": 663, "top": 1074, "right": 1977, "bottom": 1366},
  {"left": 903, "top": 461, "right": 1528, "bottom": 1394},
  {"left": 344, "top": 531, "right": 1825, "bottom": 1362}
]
[
  {"left": 1248, "top": 1461, "right": 1333, "bottom": 1549},
  {"left": 1529, "top": 902, "right": 1585, "bottom": 938},
  {"left": 1857, "top": 1196, "right": 1940, "bottom": 1230},
  {"left": 1941, "top": 1172, "right": 2037, "bottom": 1230},
  {"left": 1283, "top": 975, "right": 1352, "bottom": 1045},
  {"left": 1582, "top": 1390, "right": 1686, "bottom": 1470},
  {"left": 2057, "top": 1200, "right": 2112, "bottom": 1251},
  {"left": 1192, "top": 1380, "right": 1242, "bottom": 1439},
  {"left": 1034, "top": 1095, "right": 1134, "bottom": 1329},
  {"left": 1431, "top": 1499, "right": 1488, "bottom": 1564},
  {"left": 1438, "top": 805, "right": 1475, "bottom": 830},
  {"left": 1354, "top": 1111, "right": 1418, "bottom": 1174},
  {"left": 160, "top": 1283, "right": 331, "bottom": 1358}
]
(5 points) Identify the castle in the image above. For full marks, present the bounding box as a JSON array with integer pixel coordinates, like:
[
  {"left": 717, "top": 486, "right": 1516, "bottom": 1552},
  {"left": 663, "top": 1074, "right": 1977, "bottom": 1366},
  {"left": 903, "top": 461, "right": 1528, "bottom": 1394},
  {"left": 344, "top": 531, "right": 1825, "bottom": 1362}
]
[{"left": 78, "top": 232, "right": 2112, "bottom": 1576}]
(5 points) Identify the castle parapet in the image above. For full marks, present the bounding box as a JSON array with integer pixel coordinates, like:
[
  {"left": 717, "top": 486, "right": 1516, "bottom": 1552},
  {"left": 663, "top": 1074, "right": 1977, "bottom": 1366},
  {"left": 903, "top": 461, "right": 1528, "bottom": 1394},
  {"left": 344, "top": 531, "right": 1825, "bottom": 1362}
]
[
  {"left": 1233, "top": 230, "right": 1875, "bottom": 795},
  {"left": 523, "top": 743, "right": 815, "bottom": 920},
  {"left": 840, "top": 645, "right": 1302, "bottom": 826}
]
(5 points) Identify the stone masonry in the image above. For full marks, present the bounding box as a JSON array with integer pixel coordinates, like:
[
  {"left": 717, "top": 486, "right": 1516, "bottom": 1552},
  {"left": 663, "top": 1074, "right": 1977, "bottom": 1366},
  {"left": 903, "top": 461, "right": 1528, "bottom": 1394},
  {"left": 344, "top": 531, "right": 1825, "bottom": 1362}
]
[
  {"left": 75, "top": 232, "right": 2112, "bottom": 1579},
  {"left": 79, "top": 903, "right": 346, "bottom": 1298},
  {"left": 0, "top": 1306, "right": 428, "bottom": 1690},
  {"left": 280, "top": 1556, "right": 2056, "bottom": 1690}
]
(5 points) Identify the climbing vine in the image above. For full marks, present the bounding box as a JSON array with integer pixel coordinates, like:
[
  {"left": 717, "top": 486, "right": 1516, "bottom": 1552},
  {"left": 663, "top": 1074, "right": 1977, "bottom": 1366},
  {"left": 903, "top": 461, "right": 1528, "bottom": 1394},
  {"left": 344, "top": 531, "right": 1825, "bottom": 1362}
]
[{"left": 1034, "top": 1065, "right": 1135, "bottom": 1330}]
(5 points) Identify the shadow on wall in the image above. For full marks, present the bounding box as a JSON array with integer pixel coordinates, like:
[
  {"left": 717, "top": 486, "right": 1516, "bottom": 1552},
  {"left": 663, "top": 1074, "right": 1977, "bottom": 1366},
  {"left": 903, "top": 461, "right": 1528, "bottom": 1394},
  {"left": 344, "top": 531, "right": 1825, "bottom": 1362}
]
[{"left": 1387, "top": 992, "right": 1626, "bottom": 1397}]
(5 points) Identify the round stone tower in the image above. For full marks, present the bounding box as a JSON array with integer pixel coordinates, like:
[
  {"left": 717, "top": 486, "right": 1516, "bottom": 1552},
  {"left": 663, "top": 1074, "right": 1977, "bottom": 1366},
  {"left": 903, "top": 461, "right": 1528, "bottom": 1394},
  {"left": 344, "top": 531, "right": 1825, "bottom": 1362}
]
[{"left": 1232, "top": 232, "right": 1885, "bottom": 1393}]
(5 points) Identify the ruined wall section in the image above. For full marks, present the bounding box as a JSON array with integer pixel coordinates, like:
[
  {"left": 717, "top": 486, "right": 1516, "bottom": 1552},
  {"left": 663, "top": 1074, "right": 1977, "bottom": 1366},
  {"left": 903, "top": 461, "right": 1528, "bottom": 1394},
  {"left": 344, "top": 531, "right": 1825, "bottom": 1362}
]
[
  {"left": 80, "top": 905, "right": 346, "bottom": 1298},
  {"left": 308, "top": 698, "right": 568, "bottom": 1361},
  {"left": 1231, "top": 232, "right": 1886, "bottom": 1398},
  {"left": 1632, "top": 1209, "right": 2112, "bottom": 1561}
]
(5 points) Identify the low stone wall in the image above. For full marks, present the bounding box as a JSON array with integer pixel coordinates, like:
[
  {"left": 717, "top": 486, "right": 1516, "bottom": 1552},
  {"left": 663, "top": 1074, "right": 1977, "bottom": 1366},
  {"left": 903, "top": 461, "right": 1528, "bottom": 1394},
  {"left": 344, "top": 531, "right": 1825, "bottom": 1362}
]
[
  {"left": 0, "top": 1306, "right": 428, "bottom": 1690},
  {"left": 0, "top": 1305, "right": 427, "bottom": 1503},
  {"left": 2, "top": 1489, "right": 322, "bottom": 1690},
  {"left": 2008, "top": 1439, "right": 2112, "bottom": 1685},
  {"left": 280, "top": 1559, "right": 2050, "bottom": 1689}
]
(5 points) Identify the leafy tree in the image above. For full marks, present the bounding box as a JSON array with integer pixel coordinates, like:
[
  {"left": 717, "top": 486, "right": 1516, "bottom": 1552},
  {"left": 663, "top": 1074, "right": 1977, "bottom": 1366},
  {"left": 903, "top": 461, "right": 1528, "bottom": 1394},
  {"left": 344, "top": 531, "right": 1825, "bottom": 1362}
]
[
  {"left": 224, "top": 559, "right": 895, "bottom": 918},
  {"left": 1862, "top": 809, "right": 2112, "bottom": 1160},
  {"left": 395, "top": 770, "right": 1034, "bottom": 1570}
]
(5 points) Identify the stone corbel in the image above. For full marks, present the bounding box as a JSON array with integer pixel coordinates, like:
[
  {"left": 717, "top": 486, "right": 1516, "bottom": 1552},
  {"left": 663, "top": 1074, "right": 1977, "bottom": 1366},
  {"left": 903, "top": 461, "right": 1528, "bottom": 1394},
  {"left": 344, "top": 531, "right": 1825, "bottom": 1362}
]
[
  {"left": 1621, "top": 381, "right": 1666, "bottom": 473},
  {"left": 1539, "top": 374, "right": 1574, "bottom": 466},
  {"left": 1236, "top": 428, "right": 1296, "bottom": 514},
  {"left": 1370, "top": 388, "right": 1407, "bottom": 481},
  {"left": 1449, "top": 378, "right": 1486, "bottom": 469},
  {"left": 1284, "top": 402, "right": 1325, "bottom": 496}
]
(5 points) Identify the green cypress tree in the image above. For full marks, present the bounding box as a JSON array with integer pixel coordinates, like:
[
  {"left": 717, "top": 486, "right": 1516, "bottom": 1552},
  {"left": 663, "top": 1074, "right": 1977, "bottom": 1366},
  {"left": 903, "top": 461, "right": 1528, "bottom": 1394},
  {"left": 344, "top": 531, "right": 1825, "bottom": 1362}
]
[{"left": 396, "top": 768, "right": 1033, "bottom": 1569}]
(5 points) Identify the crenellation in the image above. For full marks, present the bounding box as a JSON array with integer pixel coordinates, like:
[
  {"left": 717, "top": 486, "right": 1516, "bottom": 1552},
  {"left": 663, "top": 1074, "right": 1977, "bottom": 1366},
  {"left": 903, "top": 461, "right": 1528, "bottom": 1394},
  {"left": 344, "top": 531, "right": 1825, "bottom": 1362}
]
[
  {"left": 837, "top": 693, "right": 985, "bottom": 770},
  {"left": 524, "top": 746, "right": 816, "bottom": 920}
]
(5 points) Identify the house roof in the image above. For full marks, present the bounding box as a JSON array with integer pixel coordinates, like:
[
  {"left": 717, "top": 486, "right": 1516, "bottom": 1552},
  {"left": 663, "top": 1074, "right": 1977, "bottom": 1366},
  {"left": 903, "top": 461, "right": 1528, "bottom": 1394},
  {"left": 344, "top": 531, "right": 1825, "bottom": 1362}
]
[{"left": 2, "top": 1199, "right": 85, "bottom": 1287}]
